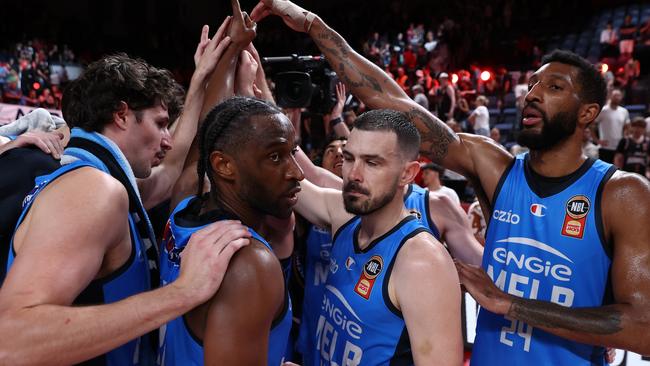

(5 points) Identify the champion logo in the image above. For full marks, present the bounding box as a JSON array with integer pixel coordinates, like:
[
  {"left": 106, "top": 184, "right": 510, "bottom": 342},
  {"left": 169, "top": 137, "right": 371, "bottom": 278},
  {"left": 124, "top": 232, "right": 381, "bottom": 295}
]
[
  {"left": 345, "top": 257, "right": 356, "bottom": 270},
  {"left": 530, "top": 204, "right": 546, "bottom": 217}
]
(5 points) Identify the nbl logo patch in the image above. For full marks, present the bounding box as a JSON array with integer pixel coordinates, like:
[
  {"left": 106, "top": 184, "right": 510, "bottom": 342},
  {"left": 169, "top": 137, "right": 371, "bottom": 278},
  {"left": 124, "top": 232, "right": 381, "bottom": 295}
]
[
  {"left": 354, "top": 255, "right": 383, "bottom": 300},
  {"left": 561, "top": 195, "right": 590, "bottom": 239}
]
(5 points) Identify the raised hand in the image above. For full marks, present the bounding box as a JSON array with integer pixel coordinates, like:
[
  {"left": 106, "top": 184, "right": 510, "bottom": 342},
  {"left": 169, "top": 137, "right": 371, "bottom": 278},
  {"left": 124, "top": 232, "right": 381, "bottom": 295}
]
[
  {"left": 235, "top": 50, "right": 259, "bottom": 97},
  {"left": 250, "top": 0, "right": 317, "bottom": 33},
  {"left": 228, "top": 0, "right": 257, "bottom": 46},
  {"left": 193, "top": 17, "right": 233, "bottom": 82},
  {"left": 330, "top": 82, "right": 346, "bottom": 118}
]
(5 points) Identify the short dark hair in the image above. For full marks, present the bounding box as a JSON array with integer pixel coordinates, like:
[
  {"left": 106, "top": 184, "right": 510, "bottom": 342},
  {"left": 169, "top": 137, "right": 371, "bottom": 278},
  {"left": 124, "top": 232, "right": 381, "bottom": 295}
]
[
  {"left": 422, "top": 162, "right": 445, "bottom": 174},
  {"left": 541, "top": 50, "right": 607, "bottom": 110},
  {"left": 354, "top": 109, "right": 421, "bottom": 160},
  {"left": 197, "top": 96, "right": 283, "bottom": 197},
  {"left": 62, "top": 53, "right": 184, "bottom": 132},
  {"left": 324, "top": 133, "right": 347, "bottom": 148}
]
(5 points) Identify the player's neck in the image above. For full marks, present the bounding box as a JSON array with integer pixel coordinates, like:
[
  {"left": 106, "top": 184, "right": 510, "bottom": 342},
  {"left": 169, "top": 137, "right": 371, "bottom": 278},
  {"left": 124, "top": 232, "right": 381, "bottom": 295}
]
[
  {"left": 202, "top": 192, "right": 263, "bottom": 232},
  {"left": 357, "top": 194, "right": 410, "bottom": 250},
  {"left": 528, "top": 134, "right": 586, "bottom": 178}
]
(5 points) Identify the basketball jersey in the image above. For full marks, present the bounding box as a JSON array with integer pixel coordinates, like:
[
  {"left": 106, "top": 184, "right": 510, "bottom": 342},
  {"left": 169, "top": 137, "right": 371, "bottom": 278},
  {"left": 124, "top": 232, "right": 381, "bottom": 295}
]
[
  {"left": 297, "top": 183, "right": 440, "bottom": 365},
  {"left": 159, "top": 196, "right": 292, "bottom": 366},
  {"left": 403, "top": 183, "right": 441, "bottom": 240},
  {"left": 472, "top": 154, "right": 616, "bottom": 366},
  {"left": 313, "top": 215, "right": 430, "bottom": 366},
  {"left": 8, "top": 161, "right": 152, "bottom": 366}
]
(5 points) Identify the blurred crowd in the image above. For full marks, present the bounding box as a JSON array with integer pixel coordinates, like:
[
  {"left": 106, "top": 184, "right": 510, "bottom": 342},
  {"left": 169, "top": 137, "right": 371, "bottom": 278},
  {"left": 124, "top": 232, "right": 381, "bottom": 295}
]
[{"left": 0, "top": 39, "right": 78, "bottom": 109}]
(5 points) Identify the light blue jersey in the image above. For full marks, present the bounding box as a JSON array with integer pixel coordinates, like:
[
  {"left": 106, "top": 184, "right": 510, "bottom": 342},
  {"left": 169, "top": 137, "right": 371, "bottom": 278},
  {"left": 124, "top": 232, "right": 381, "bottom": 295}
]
[
  {"left": 297, "top": 184, "right": 439, "bottom": 365},
  {"left": 8, "top": 161, "right": 153, "bottom": 366},
  {"left": 159, "top": 196, "right": 292, "bottom": 366},
  {"left": 403, "top": 184, "right": 441, "bottom": 240},
  {"left": 313, "top": 215, "right": 430, "bottom": 366},
  {"left": 472, "top": 154, "right": 616, "bottom": 365}
]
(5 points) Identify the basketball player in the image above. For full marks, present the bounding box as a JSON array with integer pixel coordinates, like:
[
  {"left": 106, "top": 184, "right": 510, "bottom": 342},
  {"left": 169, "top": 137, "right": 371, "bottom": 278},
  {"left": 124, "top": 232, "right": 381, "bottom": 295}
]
[
  {"left": 160, "top": 97, "right": 301, "bottom": 365},
  {"left": 295, "top": 133, "right": 477, "bottom": 365},
  {"left": 292, "top": 109, "right": 462, "bottom": 365}
]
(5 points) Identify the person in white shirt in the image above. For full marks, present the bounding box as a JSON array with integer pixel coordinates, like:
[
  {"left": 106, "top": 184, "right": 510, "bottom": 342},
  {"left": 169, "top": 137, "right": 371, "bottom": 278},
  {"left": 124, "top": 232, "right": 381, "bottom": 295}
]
[
  {"left": 420, "top": 162, "right": 461, "bottom": 206},
  {"left": 600, "top": 22, "right": 617, "bottom": 58},
  {"left": 468, "top": 95, "right": 490, "bottom": 136},
  {"left": 596, "top": 89, "right": 630, "bottom": 163}
]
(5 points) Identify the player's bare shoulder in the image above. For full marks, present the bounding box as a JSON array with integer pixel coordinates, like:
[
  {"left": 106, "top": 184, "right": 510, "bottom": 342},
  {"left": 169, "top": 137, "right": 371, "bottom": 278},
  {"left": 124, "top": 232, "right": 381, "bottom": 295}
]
[
  {"left": 402, "top": 229, "right": 454, "bottom": 265},
  {"left": 600, "top": 170, "right": 650, "bottom": 238}
]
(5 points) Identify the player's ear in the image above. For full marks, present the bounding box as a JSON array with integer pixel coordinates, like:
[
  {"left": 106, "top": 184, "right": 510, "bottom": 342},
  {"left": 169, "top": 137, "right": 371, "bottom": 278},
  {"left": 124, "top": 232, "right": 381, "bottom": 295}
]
[
  {"left": 210, "top": 151, "right": 237, "bottom": 181},
  {"left": 401, "top": 160, "right": 421, "bottom": 186}
]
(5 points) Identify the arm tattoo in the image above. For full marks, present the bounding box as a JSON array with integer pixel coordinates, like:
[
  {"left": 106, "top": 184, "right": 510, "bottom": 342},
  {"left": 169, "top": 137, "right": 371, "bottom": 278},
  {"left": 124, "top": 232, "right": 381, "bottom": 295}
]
[
  {"left": 405, "top": 107, "right": 457, "bottom": 162},
  {"left": 509, "top": 298, "right": 623, "bottom": 335},
  {"left": 314, "top": 28, "right": 384, "bottom": 93}
]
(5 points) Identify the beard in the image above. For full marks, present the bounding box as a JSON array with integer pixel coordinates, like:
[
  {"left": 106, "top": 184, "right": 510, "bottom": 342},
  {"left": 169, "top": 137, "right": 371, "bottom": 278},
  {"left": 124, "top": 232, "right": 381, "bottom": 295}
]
[
  {"left": 343, "top": 178, "right": 399, "bottom": 216},
  {"left": 517, "top": 107, "right": 578, "bottom": 151}
]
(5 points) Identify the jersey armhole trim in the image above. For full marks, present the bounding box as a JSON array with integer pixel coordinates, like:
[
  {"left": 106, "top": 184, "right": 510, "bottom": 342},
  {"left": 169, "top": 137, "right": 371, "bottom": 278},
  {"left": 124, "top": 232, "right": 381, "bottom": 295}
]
[
  {"left": 424, "top": 189, "right": 441, "bottom": 240},
  {"left": 595, "top": 165, "right": 617, "bottom": 260}
]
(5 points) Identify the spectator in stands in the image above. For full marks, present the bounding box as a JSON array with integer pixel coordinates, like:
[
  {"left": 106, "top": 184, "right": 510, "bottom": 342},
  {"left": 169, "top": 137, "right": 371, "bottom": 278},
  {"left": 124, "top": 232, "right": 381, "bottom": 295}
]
[
  {"left": 596, "top": 88, "right": 630, "bottom": 163},
  {"left": 39, "top": 88, "right": 58, "bottom": 109},
  {"left": 467, "top": 198, "right": 486, "bottom": 246},
  {"left": 396, "top": 67, "right": 409, "bottom": 93},
  {"left": 600, "top": 21, "right": 618, "bottom": 58},
  {"left": 2, "top": 75, "right": 22, "bottom": 105},
  {"left": 403, "top": 45, "right": 418, "bottom": 72},
  {"left": 454, "top": 90, "right": 471, "bottom": 131},
  {"left": 424, "top": 31, "right": 438, "bottom": 52},
  {"left": 616, "top": 58, "right": 641, "bottom": 94},
  {"left": 582, "top": 127, "right": 600, "bottom": 159},
  {"left": 412, "top": 84, "right": 429, "bottom": 110},
  {"left": 420, "top": 162, "right": 461, "bottom": 206},
  {"left": 618, "top": 15, "right": 637, "bottom": 57},
  {"left": 490, "top": 127, "right": 504, "bottom": 149},
  {"left": 24, "top": 90, "right": 39, "bottom": 107},
  {"left": 614, "top": 117, "right": 649, "bottom": 179},
  {"left": 468, "top": 95, "right": 490, "bottom": 136},
  {"left": 0, "top": 61, "right": 9, "bottom": 97},
  {"left": 436, "top": 72, "right": 455, "bottom": 120}
]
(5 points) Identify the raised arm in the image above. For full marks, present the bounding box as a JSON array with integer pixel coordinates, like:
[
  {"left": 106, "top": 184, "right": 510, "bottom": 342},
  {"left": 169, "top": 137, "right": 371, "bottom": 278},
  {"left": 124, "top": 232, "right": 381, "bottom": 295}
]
[
  {"left": 138, "top": 18, "right": 232, "bottom": 209},
  {"left": 170, "top": 2, "right": 257, "bottom": 209},
  {"left": 294, "top": 178, "right": 350, "bottom": 232},
  {"left": 251, "top": 0, "right": 512, "bottom": 205},
  {"left": 457, "top": 173, "right": 650, "bottom": 354},
  {"left": 201, "top": 0, "right": 257, "bottom": 119}
]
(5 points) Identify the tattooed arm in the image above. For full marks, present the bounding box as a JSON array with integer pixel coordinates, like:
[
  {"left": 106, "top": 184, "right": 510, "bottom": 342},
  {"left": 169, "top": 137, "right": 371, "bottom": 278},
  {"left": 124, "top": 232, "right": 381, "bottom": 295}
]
[
  {"left": 457, "top": 172, "right": 650, "bottom": 354},
  {"left": 251, "top": 1, "right": 511, "bottom": 203}
]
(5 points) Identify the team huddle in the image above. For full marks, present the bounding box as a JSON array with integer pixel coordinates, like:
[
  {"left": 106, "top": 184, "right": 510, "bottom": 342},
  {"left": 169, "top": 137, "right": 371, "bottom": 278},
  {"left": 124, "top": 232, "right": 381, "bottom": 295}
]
[{"left": 0, "top": 0, "right": 649, "bottom": 365}]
